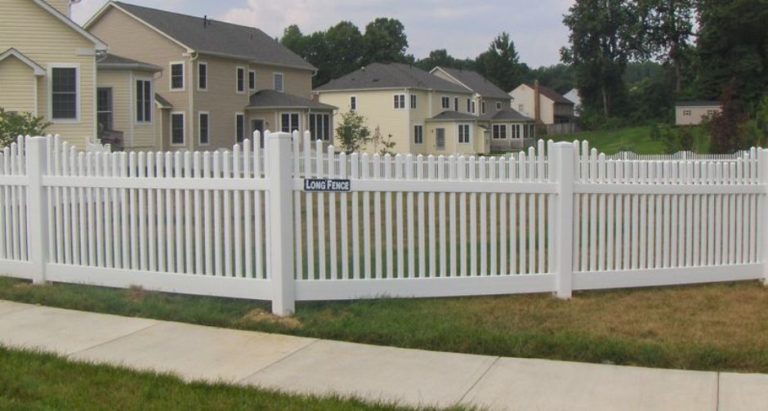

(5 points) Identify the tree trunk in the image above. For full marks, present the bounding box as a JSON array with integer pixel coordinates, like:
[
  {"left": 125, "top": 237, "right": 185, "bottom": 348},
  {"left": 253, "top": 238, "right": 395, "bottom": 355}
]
[{"left": 601, "top": 85, "right": 609, "bottom": 117}]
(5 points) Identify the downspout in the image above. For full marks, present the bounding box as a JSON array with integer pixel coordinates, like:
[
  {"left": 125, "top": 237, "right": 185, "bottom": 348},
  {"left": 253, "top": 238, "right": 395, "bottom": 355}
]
[{"left": 185, "top": 51, "right": 199, "bottom": 151}]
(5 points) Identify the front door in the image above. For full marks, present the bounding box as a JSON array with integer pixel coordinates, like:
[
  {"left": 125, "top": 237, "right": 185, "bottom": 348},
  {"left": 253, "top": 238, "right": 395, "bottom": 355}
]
[
  {"left": 436, "top": 128, "right": 445, "bottom": 151},
  {"left": 251, "top": 119, "right": 265, "bottom": 148}
]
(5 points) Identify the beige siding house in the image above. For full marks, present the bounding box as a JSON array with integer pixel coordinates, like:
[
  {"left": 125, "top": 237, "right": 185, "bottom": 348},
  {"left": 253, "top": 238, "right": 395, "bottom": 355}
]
[
  {"left": 509, "top": 82, "right": 575, "bottom": 135},
  {"left": 86, "top": 1, "right": 334, "bottom": 151},
  {"left": 675, "top": 101, "right": 722, "bottom": 126},
  {"left": 0, "top": 0, "right": 108, "bottom": 148}
]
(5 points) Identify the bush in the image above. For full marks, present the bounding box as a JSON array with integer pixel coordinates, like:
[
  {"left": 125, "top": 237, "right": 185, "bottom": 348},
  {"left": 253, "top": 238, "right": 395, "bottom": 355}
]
[
  {"left": 335, "top": 111, "right": 371, "bottom": 153},
  {"left": 0, "top": 108, "right": 50, "bottom": 148}
]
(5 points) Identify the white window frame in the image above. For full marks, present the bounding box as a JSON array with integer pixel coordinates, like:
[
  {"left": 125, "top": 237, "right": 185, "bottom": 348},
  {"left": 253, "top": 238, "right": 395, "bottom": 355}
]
[
  {"left": 309, "top": 113, "right": 331, "bottom": 141},
  {"left": 350, "top": 95, "right": 357, "bottom": 111},
  {"left": 170, "top": 111, "right": 186, "bottom": 146},
  {"left": 48, "top": 63, "right": 80, "bottom": 123},
  {"left": 471, "top": 101, "right": 476, "bottom": 114},
  {"left": 683, "top": 110, "right": 691, "bottom": 116},
  {"left": 198, "top": 111, "right": 210, "bottom": 145},
  {"left": 235, "top": 112, "right": 245, "bottom": 142},
  {"left": 458, "top": 123, "right": 471, "bottom": 144},
  {"left": 441, "top": 96, "right": 450, "bottom": 109},
  {"left": 410, "top": 94, "right": 417, "bottom": 109},
  {"left": 236, "top": 66, "right": 246, "bottom": 94},
  {"left": 197, "top": 61, "right": 208, "bottom": 91},
  {"left": 492, "top": 124, "right": 507, "bottom": 139},
  {"left": 280, "top": 112, "right": 301, "bottom": 133},
  {"left": 394, "top": 94, "right": 406, "bottom": 109},
  {"left": 481, "top": 101, "right": 486, "bottom": 114},
  {"left": 169, "top": 61, "right": 185, "bottom": 91},
  {"left": 413, "top": 124, "right": 423, "bottom": 144},
  {"left": 273, "top": 72, "right": 284, "bottom": 92},
  {"left": 249, "top": 70, "right": 257, "bottom": 90},
  {"left": 135, "top": 77, "right": 153, "bottom": 124}
]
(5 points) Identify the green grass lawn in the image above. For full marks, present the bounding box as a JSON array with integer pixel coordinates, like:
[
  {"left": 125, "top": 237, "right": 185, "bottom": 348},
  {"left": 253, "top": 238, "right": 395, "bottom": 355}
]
[
  {"left": 1, "top": 277, "right": 767, "bottom": 374},
  {"left": 0, "top": 347, "right": 441, "bottom": 411},
  {"left": 550, "top": 126, "right": 710, "bottom": 154}
]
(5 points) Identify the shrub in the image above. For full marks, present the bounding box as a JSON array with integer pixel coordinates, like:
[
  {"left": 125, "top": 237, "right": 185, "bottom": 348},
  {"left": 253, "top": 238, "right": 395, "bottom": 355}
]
[
  {"left": 0, "top": 108, "right": 50, "bottom": 149},
  {"left": 335, "top": 111, "right": 371, "bottom": 154}
]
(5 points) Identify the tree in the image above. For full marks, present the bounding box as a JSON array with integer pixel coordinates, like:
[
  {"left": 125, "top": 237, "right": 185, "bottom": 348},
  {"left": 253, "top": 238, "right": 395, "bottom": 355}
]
[
  {"left": 414, "top": 49, "right": 475, "bottom": 71},
  {"left": 475, "top": 33, "right": 524, "bottom": 92},
  {"left": 323, "top": 22, "right": 364, "bottom": 80},
  {"left": 280, "top": 25, "right": 307, "bottom": 57},
  {"left": 708, "top": 82, "right": 751, "bottom": 154},
  {"left": 561, "top": 0, "right": 638, "bottom": 118},
  {"left": 362, "top": 18, "right": 409, "bottom": 64},
  {"left": 335, "top": 111, "right": 371, "bottom": 153},
  {"left": 0, "top": 108, "right": 50, "bottom": 148}
]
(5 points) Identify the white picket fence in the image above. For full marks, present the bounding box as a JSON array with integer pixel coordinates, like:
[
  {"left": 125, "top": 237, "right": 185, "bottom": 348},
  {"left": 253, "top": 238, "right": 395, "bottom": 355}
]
[{"left": 0, "top": 133, "right": 765, "bottom": 315}]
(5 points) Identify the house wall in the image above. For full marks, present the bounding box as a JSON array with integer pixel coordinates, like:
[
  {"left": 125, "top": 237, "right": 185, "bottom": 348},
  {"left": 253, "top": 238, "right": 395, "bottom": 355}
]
[
  {"left": 425, "top": 121, "right": 488, "bottom": 155},
  {"left": 1, "top": 0, "right": 98, "bottom": 148},
  {"left": 675, "top": 106, "right": 721, "bottom": 126},
  {"left": 482, "top": 97, "right": 511, "bottom": 115},
  {"left": 96, "top": 69, "right": 159, "bottom": 151},
  {"left": 0, "top": 56, "right": 37, "bottom": 114},
  {"left": 510, "top": 85, "right": 555, "bottom": 124}
]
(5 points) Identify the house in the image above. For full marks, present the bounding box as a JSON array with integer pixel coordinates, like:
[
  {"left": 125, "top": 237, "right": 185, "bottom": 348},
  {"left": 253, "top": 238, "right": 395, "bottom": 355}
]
[
  {"left": 85, "top": 1, "right": 335, "bottom": 151},
  {"left": 509, "top": 81, "right": 576, "bottom": 135},
  {"left": 315, "top": 63, "right": 535, "bottom": 155},
  {"left": 564, "top": 88, "right": 581, "bottom": 117},
  {"left": 675, "top": 101, "right": 721, "bottom": 126},
  {"left": 430, "top": 66, "right": 535, "bottom": 152},
  {"left": 0, "top": 0, "right": 166, "bottom": 150}
]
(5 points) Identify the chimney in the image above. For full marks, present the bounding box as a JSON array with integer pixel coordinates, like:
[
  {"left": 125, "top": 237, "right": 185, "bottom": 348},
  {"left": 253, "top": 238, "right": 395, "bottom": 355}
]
[
  {"left": 203, "top": 15, "right": 208, "bottom": 27},
  {"left": 533, "top": 79, "right": 541, "bottom": 124}
]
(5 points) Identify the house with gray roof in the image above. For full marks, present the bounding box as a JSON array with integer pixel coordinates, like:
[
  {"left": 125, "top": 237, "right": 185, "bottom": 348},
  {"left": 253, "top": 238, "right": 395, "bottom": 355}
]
[
  {"left": 85, "top": 1, "right": 335, "bottom": 151},
  {"left": 315, "top": 63, "right": 534, "bottom": 154}
]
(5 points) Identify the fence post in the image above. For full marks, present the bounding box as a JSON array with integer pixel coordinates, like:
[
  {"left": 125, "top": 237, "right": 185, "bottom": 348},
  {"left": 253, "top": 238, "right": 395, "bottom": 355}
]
[
  {"left": 761, "top": 148, "right": 768, "bottom": 286},
  {"left": 267, "top": 131, "right": 296, "bottom": 315},
  {"left": 26, "top": 136, "right": 48, "bottom": 285},
  {"left": 553, "top": 142, "right": 575, "bottom": 298}
]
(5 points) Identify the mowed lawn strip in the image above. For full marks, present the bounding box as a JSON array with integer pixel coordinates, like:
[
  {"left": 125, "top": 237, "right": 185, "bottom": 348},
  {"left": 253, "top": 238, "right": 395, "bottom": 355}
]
[
  {"left": 0, "top": 277, "right": 767, "bottom": 373},
  {"left": 550, "top": 126, "right": 710, "bottom": 154},
  {"left": 0, "top": 347, "right": 442, "bottom": 411}
]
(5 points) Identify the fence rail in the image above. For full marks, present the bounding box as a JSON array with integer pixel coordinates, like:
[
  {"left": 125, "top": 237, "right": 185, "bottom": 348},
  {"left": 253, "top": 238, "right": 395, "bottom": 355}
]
[{"left": 0, "top": 133, "right": 766, "bottom": 315}]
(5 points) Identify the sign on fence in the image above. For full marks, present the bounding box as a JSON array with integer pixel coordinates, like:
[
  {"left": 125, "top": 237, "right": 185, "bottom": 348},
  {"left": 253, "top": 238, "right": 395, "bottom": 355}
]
[{"left": 303, "top": 178, "right": 351, "bottom": 192}]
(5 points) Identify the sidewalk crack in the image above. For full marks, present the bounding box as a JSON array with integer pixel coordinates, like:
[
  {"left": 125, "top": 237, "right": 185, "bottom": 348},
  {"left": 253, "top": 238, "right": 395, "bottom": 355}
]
[
  {"left": 457, "top": 356, "right": 500, "bottom": 406},
  {"left": 65, "top": 322, "right": 160, "bottom": 357},
  {"left": 237, "top": 338, "right": 320, "bottom": 384}
]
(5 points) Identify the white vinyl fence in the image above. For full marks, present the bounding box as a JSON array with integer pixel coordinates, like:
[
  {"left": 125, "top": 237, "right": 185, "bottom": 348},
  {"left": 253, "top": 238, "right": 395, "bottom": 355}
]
[{"left": 0, "top": 133, "right": 765, "bottom": 315}]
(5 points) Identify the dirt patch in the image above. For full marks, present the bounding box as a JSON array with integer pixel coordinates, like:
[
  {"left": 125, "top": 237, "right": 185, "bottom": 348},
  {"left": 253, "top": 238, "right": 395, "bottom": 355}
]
[
  {"left": 124, "top": 286, "right": 148, "bottom": 303},
  {"left": 235, "top": 308, "right": 302, "bottom": 330},
  {"left": 11, "top": 282, "right": 37, "bottom": 291}
]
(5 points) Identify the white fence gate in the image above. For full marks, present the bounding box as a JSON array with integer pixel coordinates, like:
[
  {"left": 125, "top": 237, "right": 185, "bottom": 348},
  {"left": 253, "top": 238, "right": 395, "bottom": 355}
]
[{"left": 0, "top": 133, "right": 765, "bottom": 315}]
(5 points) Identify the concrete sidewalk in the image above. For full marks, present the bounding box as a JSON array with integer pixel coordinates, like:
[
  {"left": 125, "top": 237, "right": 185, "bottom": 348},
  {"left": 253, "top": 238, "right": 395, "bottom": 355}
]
[{"left": 0, "top": 300, "right": 764, "bottom": 411}]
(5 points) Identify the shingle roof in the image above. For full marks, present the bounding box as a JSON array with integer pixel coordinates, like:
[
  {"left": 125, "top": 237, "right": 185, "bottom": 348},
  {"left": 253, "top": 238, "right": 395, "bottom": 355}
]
[
  {"left": 524, "top": 83, "right": 574, "bottom": 105},
  {"left": 315, "top": 63, "right": 471, "bottom": 93},
  {"left": 481, "top": 108, "right": 533, "bottom": 122},
  {"left": 434, "top": 67, "right": 510, "bottom": 99},
  {"left": 98, "top": 53, "right": 161, "bottom": 72},
  {"left": 112, "top": 2, "right": 315, "bottom": 71},
  {"left": 248, "top": 89, "right": 336, "bottom": 110},
  {"left": 428, "top": 111, "right": 479, "bottom": 121},
  {"left": 154, "top": 94, "right": 172, "bottom": 109}
]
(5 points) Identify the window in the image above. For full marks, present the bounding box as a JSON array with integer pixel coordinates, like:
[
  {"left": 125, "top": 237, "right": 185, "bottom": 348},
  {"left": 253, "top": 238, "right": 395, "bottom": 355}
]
[
  {"left": 249, "top": 70, "right": 256, "bottom": 90},
  {"left": 458, "top": 124, "right": 470, "bottom": 143},
  {"left": 436, "top": 128, "right": 446, "bottom": 150},
  {"left": 350, "top": 96, "right": 357, "bottom": 111},
  {"left": 481, "top": 101, "right": 486, "bottom": 114},
  {"left": 441, "top": 96, "right": 450, "bottom": 109},
  {"left": 454, "top": 97, "right": 459, "bottom": 111},
  {"left": 170, "top": 62, "right": 184, "bottom": 90},
  {"left": 136, "top": 79, "right": 152, "bottom": 123},
  {"left": 236, "top": 67, "right": 245, "bottom": 93},
  {"left": 529, "top": 124, "right": 536, "bottom": 138},
  {"left": 414, "top": 125, "right": 423, "bottom": 144},
  {"left": 512, "top": 124, "right": 520, "bottom": 139},
  {"left": 97, "top": 88, "right": 112, "bottom": 131},
  {"left": 466, "top": 99, "right": 471, "bottom": 112},
  {"left": 523, "top": 123, "right": 529, "bottom": 138},
  {"left": 496, "top": 102, "right": 502, "bottom": 110},
  {"left": 471, "top": 101, "right": 476, "bottom": 114},
  {"left": 171, "top": 113, "right": 185, "bottom": 145},
  {"left": 280, "top": 113, "right": 300, "bottom": 133},
  {"left": 51, "top": 67, "right": 77, "bottom": 120},
  {"left": 309, "top": 113, "right": 331, "bottom": 141},
  {"left": 492, "top": 124, "right": 507, "bottom": 139},
  {"left": 199, "top": 112, "right": 209, "bottom": 145},
  {"left": 198, "top": 62, "right": 207, "bottom": 90},
  {"left": 273, "top": 72, "right": 284, "bottom": 92},
  {"left": 518, "top": 104, "right": 524, "bottom": 112},
  {"left": 410, "top": 94, "right": 417, "bottom": 109},
  {"left": 235, "top": 113, "right": 245, "bottom": 142},
  {"left": 683, "top": 110, "right": 691, "bottom": 116},
  {"left": 394, "top": 94, "right": 405, "bottom": 109}
]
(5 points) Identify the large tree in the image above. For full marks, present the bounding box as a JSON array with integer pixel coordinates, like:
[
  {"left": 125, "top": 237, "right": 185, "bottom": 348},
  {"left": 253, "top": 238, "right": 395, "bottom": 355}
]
[
  {"left": 414, "top": 49, "right": 475, "bottom": 71},
  {"left": 475, "top": 33, "right": 524, "bottom": 92},
  {"left": 362, "top": 18, "right": 409, "bottom": 64},
  {"left": 561, "top": 0, "right": 639, "bottom": 117}
]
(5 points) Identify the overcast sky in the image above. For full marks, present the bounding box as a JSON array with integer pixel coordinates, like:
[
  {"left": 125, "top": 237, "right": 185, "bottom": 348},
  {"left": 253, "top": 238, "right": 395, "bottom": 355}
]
[{"left": 73, "top": 0, "right": 573, "bottom": 68}]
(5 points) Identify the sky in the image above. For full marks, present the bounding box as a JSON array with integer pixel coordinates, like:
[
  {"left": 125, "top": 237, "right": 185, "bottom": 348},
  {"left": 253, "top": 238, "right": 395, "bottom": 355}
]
[{"left": 72, "top": 0, "right": 573, "bottom": 68}]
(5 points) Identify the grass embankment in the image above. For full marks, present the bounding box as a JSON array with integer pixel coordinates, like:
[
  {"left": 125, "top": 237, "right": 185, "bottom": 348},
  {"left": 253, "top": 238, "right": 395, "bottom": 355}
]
[
  {"left": 1, "top": 277, "right": 767, "bottom": 373},
  {"left": 0, "top": 347, "right": 431, "bottom": 411},
  {"left": 551, "top": 126, "right": 710, "bottom": 154}
]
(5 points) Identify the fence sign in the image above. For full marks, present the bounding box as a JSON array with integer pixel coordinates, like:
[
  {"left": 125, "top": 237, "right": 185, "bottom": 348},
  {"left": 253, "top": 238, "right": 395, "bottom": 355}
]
[{"left": 303, "top": 178, "right": 351, "bottom": 192}]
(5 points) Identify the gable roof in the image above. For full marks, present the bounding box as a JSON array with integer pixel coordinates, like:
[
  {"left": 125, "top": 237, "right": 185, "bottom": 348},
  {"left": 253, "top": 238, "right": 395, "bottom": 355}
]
[
  {"left": 97, "top": 53, "right": 161, "bottom": 72},
  {"left": 90, "top": 2, "right": 314, "bottom": 71},
  {"left": 315, "top": 63, "right": 471, "bottom": 94},
  {"left": 481, "top": 108, "right": 533, "bottom": 122},
  {"left": 431, "top": 67, "right": 510, "bottom": 99},
  {"left": 248, "top": 89, "right": 336, "bottom": 110},
  {"left": 517, "top": 83, "right": 574, "bottom": 105},
  {"left": 0, "top": 48, "right": 46, "bottom": 76},
  {"left": 32, "top": 0, "right": 107, "bottom": 50}
]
